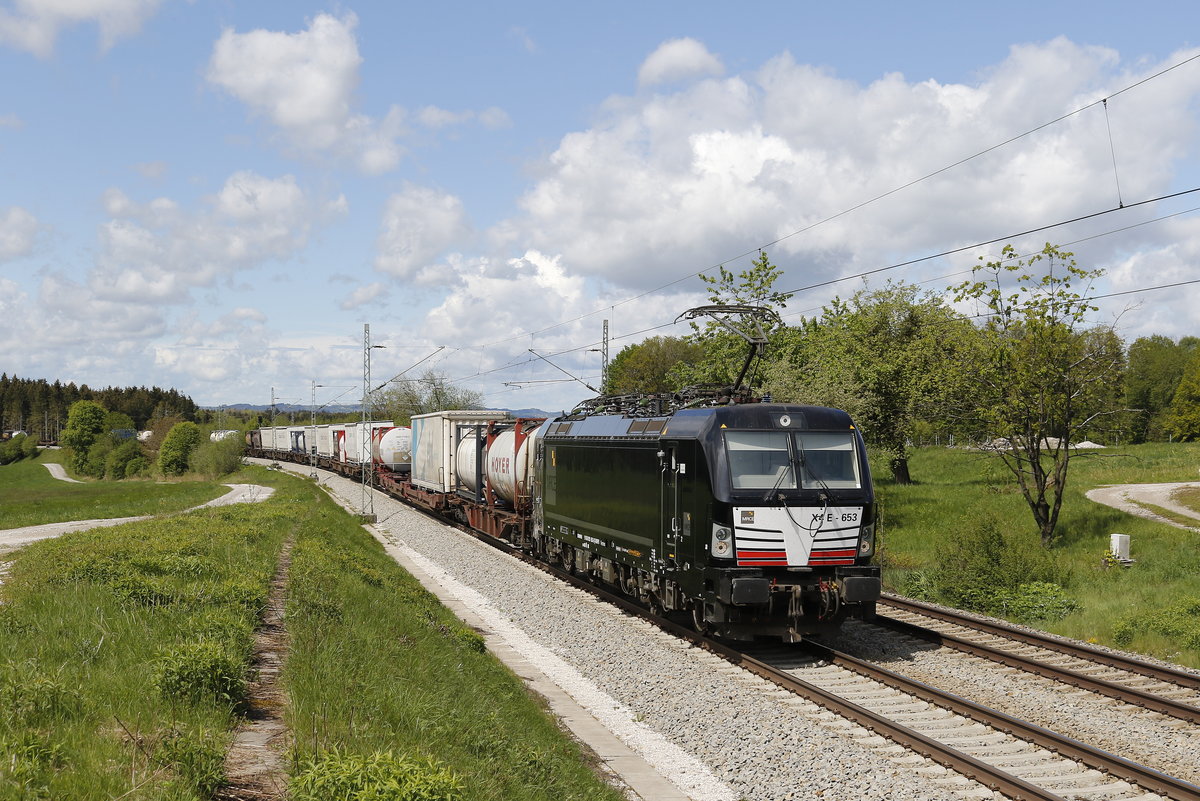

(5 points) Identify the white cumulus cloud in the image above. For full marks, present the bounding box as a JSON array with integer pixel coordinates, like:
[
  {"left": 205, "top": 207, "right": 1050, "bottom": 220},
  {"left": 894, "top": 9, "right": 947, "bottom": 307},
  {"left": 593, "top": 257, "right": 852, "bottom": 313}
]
[
  {"left": 504, "top": 39, "right": 1200, "bottom": 301},
  {"left": 90, "top": 171, "right": 317, "bottom": 303},
  {"left": 206, "top": 12, "right": 511, "bottom": 172},
  {"left": 0, "top": 0, "right": 162, "bottom": 58},
  {"left": 0, "top": 206, "right": 39, "bottom": 261},
  {"left": 207, "top": 12, "right": 406, "bottom": 174},
  {"left": 638, "top": 38, "right": 724, "bottom": 87},
  {"left": 375, "top": 184, "right": 471, "bottom": 281},
  {"left": 340, "top": 281, "right": 388, "bottom": 310}
]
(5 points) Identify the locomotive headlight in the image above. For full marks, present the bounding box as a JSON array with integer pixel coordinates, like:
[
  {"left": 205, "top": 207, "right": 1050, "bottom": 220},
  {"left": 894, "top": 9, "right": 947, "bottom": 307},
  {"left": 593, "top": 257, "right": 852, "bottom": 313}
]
[
  {"left": 711, "top": 525, "right": 733, "bottom": 558},
  {"left": 858, "top": 522, "right": 876, "bottom": 557}
]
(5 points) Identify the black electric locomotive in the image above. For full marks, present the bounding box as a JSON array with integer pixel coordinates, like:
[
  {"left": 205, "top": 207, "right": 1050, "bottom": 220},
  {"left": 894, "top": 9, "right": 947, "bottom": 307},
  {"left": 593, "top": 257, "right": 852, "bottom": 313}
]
[{"left": 533, "top": 402, "right": 880, "bottom": 641}]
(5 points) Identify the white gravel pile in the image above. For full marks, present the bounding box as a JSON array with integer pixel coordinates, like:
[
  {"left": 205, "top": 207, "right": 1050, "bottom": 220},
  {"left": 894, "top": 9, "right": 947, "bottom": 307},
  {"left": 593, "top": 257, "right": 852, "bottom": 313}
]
[{"left": 282, "top": 464, "right": 975, "bottom": 801}]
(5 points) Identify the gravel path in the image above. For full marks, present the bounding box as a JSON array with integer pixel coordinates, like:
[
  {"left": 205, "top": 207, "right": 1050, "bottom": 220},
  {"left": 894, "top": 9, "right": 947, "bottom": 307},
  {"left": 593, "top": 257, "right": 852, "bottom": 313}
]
[
  {"left": 1086, "top": 482, "right": 1200, "bottom": 529},
  {"left": 0, "top": 483, "right": 275, "bottom": 553},
  {"left": 265, "top": 461, "right": 980, "bottom": 801},
  {"left": 41, "top": 463, "right": 82, "bottom": 482}
]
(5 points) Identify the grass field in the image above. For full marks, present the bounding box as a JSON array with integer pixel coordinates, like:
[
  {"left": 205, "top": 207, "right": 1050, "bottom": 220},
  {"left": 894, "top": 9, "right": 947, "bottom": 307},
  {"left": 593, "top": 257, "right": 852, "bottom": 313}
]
[
  {"left": 0, "top": 464, "right": 625, "bottom": 800},
  {"left": 874, "top": 443, "right": 1200, "bottom": 667},
  {"left": 0, "top": 450, "right": 226, "bottom": 530}
]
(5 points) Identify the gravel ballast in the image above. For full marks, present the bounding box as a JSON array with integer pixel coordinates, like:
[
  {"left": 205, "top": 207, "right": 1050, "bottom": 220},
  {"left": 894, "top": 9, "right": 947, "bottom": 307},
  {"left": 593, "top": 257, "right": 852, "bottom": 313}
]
[{"left": 268, "top": 462, "right": 977, "bottom": 801}]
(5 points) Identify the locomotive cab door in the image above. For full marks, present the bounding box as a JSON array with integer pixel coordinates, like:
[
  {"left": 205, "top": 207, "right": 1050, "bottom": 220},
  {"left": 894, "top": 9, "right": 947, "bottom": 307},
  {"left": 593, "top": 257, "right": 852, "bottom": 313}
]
[{"left": 660, "top": 440, "right": 685, "bottom": 571}]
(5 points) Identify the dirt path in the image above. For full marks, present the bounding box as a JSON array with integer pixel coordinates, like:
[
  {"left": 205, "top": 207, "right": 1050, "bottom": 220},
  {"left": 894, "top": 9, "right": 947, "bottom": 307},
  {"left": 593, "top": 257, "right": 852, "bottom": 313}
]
[
  {"left": 218, "top": 538, "right": 293, "bottom": 800},
  {"left": 1085, "top": 482, "right": 1200, "bottom": 529}
]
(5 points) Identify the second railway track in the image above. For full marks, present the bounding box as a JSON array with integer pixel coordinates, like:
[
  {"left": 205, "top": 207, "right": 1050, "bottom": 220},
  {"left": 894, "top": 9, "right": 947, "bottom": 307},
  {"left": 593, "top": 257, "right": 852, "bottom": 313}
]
[
  {"left": 872, "top": 595, "right": 1200, "bottom": 724},
  {"left": 482, "top": 544, "right": 1200, "bottom": 801}
]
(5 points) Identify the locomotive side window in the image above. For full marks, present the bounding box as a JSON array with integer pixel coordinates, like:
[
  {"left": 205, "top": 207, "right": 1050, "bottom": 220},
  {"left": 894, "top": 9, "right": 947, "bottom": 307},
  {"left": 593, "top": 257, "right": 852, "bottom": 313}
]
[
  {"left": 725, "top": 431, "right": 796, "bottom": 490},
  {"left": 794, "top": 432, "right": 860, "bottom": 489}
]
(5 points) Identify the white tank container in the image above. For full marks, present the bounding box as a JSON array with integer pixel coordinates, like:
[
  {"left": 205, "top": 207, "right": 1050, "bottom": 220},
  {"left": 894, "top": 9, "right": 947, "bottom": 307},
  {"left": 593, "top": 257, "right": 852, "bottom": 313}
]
[
  {"left": 488, "top": 422, "right": 544, "bottom": 503},
  {"left": 453, "top": 420, "right": 544, "bottom": 502},
  {"left": 209, "top": 429, "right": 240, "bottom": 442},
  {"left": 374, "top": 426, "right": 412, "bottom": 471}
]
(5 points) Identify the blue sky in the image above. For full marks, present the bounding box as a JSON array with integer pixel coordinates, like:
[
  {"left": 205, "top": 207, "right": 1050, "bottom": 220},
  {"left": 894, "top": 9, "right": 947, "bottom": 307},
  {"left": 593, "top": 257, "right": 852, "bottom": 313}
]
[{"left": 3, "top": 1, "right": 1200, "bottom": 413}]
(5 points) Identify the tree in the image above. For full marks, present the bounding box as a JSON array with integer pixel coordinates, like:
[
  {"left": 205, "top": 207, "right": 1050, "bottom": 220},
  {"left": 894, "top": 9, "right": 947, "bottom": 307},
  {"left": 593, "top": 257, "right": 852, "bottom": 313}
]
[
  {"left": 61, "top": 400, "right": 108, "bottom": 473},
  {"left": 676, "top": 251, "right": 793, "bottom": 390},
  {"left": 603, "top": 336, "right": 704, "bottom": 395},
  {"left": 158, "top": 421, "right": 202, "bottom": 476},
  {"left": 765, "top": 282, "right": 972, "bottom": 484},
  {"left": 373, "top": 370, "right": 484, "bottom": 425},
  {"left": 951, "top": 243, "right": 1124, "bottom": 547},
  {"left": 1125, "top": 335, "right": 1199, "bottom": 442},
  {"left": 1163, "top": 349, "right": 1200, "bottom": 441}
]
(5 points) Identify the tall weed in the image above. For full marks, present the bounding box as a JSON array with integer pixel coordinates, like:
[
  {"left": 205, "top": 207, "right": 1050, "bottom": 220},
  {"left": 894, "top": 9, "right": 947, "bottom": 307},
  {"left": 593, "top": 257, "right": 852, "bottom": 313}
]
[{"left": 289, "top": 749, "right": 463, "bottom": 801}]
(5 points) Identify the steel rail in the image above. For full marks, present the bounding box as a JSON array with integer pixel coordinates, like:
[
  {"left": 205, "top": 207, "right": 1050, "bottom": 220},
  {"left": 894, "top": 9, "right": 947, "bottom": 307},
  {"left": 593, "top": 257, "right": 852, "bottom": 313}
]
[
  {"left": 411, "top": 516, "right": 1072, "bottom": 801},
  {"left": 880, "top": 594, "right": 1200, "bottom": 691},
  {"left": 873, "top": 611, "right": 1200, "bottom": 724},
  {"left": 806, "top": 642, "right": 1200, "bottom": 801},
  {"left": 560, "top": 583, "right": 1074, "bottom": 801}
]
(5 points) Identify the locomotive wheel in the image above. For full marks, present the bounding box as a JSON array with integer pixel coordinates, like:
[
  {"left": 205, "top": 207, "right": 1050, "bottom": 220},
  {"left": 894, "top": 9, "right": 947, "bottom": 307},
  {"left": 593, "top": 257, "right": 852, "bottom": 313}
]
[{"left": 690, "top": 603, "right": 711, "bottom": 635}]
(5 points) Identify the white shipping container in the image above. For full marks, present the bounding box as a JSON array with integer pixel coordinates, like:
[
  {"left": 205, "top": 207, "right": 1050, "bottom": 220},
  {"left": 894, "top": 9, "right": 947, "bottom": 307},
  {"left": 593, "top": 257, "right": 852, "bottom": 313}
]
[
  {"left": 411, "top": 411, "right": 510, "bottom": 493},
  {"left": 343, "top": 421, "right": 394, "bottom": 463},
  {"left": 260, "top": 427, "right": 285, "bottom": 451},
  {"left": 314, "top": 424, "right": 335, "bottom": 458},
  {"left": 288, "top": 426, "right": 307, "bottom": 453}
]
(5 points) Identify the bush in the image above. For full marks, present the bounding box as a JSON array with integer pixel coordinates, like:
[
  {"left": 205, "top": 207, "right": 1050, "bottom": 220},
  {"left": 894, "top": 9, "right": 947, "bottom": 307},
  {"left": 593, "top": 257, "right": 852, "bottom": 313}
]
[
  {"left": 1112, "top": 597, "right": 1200, "bottom": 649},
  {"left": 933, "top": 517, "right": 1071, "bottom": 616},
  {"left": 189, "top": 435, "right": 245, "bottom": 478},
  {"left": 104, "top": 438, "right": 143, "bottom": 480},
  {"left": 290, "top": 749, "right": 463, "bottom": 801},
  {"left": 0, "top": 669, "right": 82, "bottom": 726},
  {"left": 0, "top": 436, "right": 21, "bottom": 465},
  {"left": 0, "top": 732, "right": 64, "bottom": 791},
  {"left": 124, "top": 455, "right": 149, "bottom": 478},
  {"left": 991, "top": 581, "right": 1078, "bottom": 622},
  {"left": 152, "top": 640, "right": 245, "bottom": 707},
  {"left": 0, "top": 433, "right": 38, "bottom": 465},
  {"left": 82, "top": 435, "right": 114, "bottom": 478},
  {"left": 159, "top": 422, "right": 203, "bottom": 476}
]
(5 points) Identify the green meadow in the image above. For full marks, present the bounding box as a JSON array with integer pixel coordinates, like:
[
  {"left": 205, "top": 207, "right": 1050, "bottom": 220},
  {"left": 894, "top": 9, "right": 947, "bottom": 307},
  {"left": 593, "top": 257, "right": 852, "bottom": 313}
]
[
  {"left": 0, "top": 462, "right": 623, "bottom": 800},
  {"left": 875, "top": 443, "right": 1200, "bottom": 668},
  {"left": 0, "top": 449, "right": 226, "bottom": 530}
]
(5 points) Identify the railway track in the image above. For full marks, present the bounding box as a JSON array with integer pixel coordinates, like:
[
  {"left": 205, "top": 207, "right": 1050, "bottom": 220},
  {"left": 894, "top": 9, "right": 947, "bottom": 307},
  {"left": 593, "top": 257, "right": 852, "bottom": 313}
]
[
  {"left": 464, "top": 539, "right": 1200, "bottom": 801},
  {"left": 291, "top": 463, "right": 1200, "bottom": 801},
  {"left": 873, "top": 595, "right": 1200, "bottom": 724}
]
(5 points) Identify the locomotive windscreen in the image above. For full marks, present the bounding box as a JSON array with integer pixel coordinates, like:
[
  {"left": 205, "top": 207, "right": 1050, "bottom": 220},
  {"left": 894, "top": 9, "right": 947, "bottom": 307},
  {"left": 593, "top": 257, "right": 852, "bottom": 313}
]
[
  {"left": 795, "top": 432, "right": 860, "bottom": 489},
  {"left": 725, "top": 431, "right": 796, "bottom": 490},
  {"left": 724, "top": 430, "right": 861, "bottom": 491}
]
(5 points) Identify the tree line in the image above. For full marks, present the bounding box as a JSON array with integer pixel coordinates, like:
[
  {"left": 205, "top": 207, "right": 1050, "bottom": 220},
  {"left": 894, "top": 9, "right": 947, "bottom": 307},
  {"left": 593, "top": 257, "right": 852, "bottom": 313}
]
[
  {"left": 0, "top": 374, "right": 198, "bottom": 442},
  {"left": 603, "top": 246, "right": 1196, "bottom": 546}
]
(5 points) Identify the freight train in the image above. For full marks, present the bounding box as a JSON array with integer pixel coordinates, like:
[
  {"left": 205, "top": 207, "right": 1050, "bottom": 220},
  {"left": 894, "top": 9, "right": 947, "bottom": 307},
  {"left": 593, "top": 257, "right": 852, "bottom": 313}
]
[{"left": 249, "top": 398, "right": 881, "bottom": 642}]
